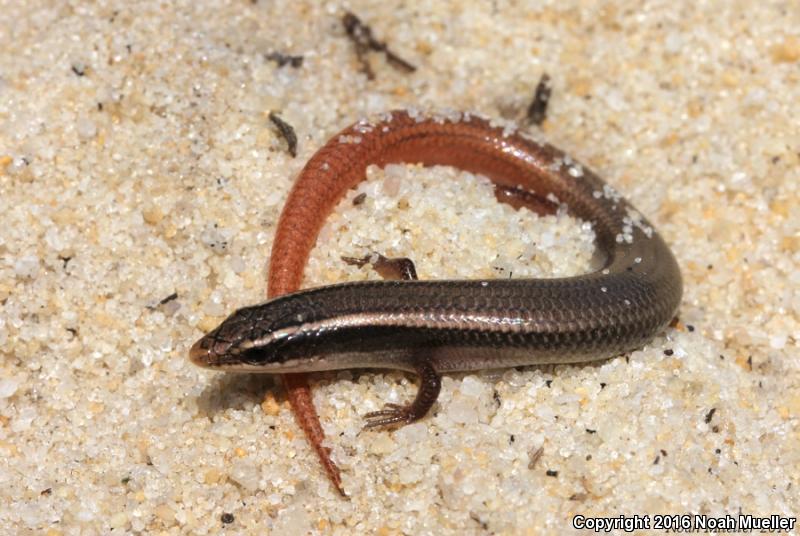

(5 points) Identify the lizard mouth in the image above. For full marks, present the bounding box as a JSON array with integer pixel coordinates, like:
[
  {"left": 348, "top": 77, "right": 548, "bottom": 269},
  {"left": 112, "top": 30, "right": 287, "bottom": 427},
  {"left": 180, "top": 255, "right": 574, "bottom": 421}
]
[
  {"left": 188, "top": 336, "right": 244, "bottom": 369},
  {"left": 188, "top": 336, "right": 281, "bottom": 370}
]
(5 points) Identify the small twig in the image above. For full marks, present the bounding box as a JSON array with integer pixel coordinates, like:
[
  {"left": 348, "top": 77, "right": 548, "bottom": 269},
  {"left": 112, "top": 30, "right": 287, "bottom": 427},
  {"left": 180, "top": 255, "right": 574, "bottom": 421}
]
[
  {"left": 704, "top": 407, "right": 717, "bottom": 424},
  {"left": 268, "top": 112, "right": 298, "bottom": 157},
  {"left": 265, "top": 52, "right": 304, "bottom": 68},
  {"left": 342, "top": 11, "right": 416, "bottom": 80},
  {"left": 158, "top": 292, "right": 178, "bottom": 305},
  {"left": 526, "top": 73, "right": 552, "bottom": 125},
  {"left": 71, "top": 63, "right": 86, "bottom": 77},
  {"left": 146, "top": 292, "right": 178, "bottom": 310}
]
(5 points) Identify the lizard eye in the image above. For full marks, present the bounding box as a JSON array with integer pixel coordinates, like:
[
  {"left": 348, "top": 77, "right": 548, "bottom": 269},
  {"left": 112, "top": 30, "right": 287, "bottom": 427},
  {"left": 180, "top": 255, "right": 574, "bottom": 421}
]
[{"left": 239, "top": 346, "right": 269, "bottom": 365}]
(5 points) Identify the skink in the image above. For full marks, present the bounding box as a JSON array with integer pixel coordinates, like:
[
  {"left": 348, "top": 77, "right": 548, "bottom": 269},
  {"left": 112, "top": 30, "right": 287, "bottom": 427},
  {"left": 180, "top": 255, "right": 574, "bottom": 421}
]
[{"left": 190, "top": 110, "right": 683, "bottom": 494}]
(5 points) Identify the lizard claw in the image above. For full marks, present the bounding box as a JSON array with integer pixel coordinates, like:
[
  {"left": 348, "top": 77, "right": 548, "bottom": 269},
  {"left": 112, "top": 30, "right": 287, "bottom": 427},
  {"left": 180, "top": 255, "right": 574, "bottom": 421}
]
[{"left": 362, "top": 403, "right": 413, "bottom": 429}]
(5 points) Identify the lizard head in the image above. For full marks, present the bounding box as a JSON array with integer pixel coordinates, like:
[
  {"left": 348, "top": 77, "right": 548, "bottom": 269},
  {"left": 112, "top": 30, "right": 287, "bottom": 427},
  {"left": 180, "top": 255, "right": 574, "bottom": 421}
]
[{"left": 188, "top": 296, "right": 316, "bottom": 372}]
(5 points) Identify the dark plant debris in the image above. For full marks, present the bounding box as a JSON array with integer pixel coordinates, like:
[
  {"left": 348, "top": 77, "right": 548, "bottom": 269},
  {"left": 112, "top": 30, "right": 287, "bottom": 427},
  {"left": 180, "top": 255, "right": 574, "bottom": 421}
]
[
  {"left": 527, "top": 73, "right": 551, "bottom": 125},
  {"left": 268, "top": 112, "right": 298, "bottom": 157},
  {"left": 342, "top": 11, "right": 416, "bottom": 80},
  {"left": 265, "top": 51, "right": 304, "bottom": 68}
]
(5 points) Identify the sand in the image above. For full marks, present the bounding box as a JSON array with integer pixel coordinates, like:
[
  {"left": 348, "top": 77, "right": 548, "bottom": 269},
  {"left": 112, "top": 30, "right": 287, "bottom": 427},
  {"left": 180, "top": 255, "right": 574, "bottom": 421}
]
[{"left": 0, "top": 1, "right": 797, "bottom": 534}]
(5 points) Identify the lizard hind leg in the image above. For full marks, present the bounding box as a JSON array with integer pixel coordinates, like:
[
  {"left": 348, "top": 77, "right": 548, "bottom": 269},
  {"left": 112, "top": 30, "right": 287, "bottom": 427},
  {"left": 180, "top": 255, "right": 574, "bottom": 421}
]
[
  {"left": 342, "top": 252, "right": 443, "bottom": 430},
  {"left": 362, "top": 358, "right": 442, "bottom": 429}
]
